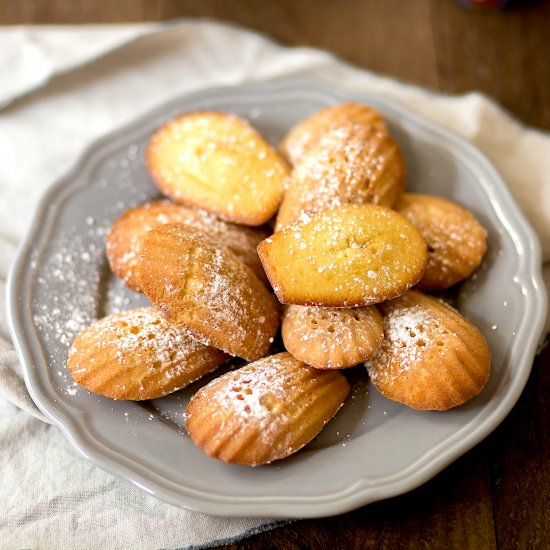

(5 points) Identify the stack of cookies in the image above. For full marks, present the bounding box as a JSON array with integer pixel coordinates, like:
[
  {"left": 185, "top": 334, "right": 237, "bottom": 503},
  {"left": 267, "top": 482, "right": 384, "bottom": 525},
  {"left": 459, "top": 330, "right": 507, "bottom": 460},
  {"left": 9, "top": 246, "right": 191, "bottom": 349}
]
[{"left": 67, "top": 104, "right": 490, "bottom": 466}]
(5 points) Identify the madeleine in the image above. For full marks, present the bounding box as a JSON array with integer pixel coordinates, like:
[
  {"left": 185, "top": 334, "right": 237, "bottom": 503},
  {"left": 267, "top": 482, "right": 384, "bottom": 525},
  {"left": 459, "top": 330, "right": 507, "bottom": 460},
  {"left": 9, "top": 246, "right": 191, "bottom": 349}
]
[
  {"left": 139, "top": 224, "right": 280, "bottom": 361},
  {"left": 279, "top": 102, "right": 387, "bottom": 165},
  {"left": 282, "top": 305, "right": 384, "bottom": 369},
  {"left": 365, "top": 291, "right": 491, "bottom": 410},
  {"left": 106, "top": 200, "right": 270, "bottom": 291},
  {"left": 146, "top": 111, "right": 289, "bottom": 226},
  {"left": 395, "top": 193, "right": 487, "bottom": 290},
  {"left": 67, "top": 308, "right": 228, "bottom": 400},
  {"left": 259, "top": 204, "right": 427, "bottom": 307},
  {"left": 276, "top": 123, "right": 404, "bottom": 230},
  {"left": 185, "top": 352, "right": 350, "bottom": 465}
]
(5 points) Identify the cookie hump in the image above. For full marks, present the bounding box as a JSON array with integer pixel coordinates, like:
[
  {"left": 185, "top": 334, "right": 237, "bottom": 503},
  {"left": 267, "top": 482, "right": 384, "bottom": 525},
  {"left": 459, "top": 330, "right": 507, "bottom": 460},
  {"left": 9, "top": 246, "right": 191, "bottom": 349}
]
[
  {"left": 146, "top": 111, "right": 289, "bottom": 226},
  {"left": 259, "top": 204, "right": 428, "bottom": 307},
  {"left": 185, "top": 352, "right": 351, "bottom": 465},
  {"left": 139, "top": 224, "right": 280, "bottom": 361},
  {"left": 67, "top": 307, "right": 229, "bottom": 400}
]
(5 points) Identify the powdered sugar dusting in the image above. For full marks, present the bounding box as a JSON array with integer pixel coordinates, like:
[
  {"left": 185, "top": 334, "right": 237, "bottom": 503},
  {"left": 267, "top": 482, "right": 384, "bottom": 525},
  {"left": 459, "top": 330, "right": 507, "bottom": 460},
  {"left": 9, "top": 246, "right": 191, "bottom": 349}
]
[
  {"left": 281, "top": 102, "right": 386, "bottom": 165},
  {"left": 33, "top": 223, "right": 109, "bottom": 351},
  {"left": 296, "top": 124, "right": 396, "bottom": 210},
  {"left": 193, "top": 241, "right": 276, "bottom": 354},
  {"left": 190, "top": 354, "right": 345, "bottom": 453},
  {"left": 142, "top": 225, "right": 278, "bottom": 359},
  {"left": 365, "top": 303, "right": 449, "bottom": 386},
  {"left": 185, "top": 353, "right": 351, "bottom": 465},
  {"left": 269, "top": 204, "right": 426, "bottom": 306},
  {"left": 277, "top": 122, "right": 401, "bottom": 231},
  {"left": 188, "top": 355, "right": 304, "bottom": 453},
  {"left": 99, "top": 309, "right": 204, "bottom": 365},
  {"left": 148, "top": 112, "right": 288, "bottom": 222},
  {"left": 283, "top": 305, "right": 383, "bottom": 369},
  {"left": 213, "top": 361, "right": 289, "bottom": 429},
  {"left": 106, "top": 200, "right": 269, "bottom": 290},
  {"left": 68, "top": 307, "right": 227, "bottom": 399}
]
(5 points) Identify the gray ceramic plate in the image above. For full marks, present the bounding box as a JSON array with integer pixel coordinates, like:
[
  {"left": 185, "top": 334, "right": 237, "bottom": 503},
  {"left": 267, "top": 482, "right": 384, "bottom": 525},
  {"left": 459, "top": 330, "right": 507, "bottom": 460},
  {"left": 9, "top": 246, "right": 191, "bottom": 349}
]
[{"left": 7, "top": 79, "right": 547, "bottom": 518}]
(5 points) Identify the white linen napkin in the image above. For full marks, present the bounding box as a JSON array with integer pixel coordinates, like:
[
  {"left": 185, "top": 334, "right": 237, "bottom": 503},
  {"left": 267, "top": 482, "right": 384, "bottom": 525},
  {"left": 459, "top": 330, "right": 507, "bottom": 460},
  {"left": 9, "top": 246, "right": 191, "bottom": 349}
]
[{"left": 1, "top": 20, "right": 549, "bottom": 549}]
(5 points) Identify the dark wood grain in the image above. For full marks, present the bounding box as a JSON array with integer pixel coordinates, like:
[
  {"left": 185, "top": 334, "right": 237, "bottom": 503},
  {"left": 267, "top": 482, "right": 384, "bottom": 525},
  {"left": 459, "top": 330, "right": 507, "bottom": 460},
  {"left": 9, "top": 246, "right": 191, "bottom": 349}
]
[
  {"left": 1, "top": 1, "right": 548, "bottom": 548},
  {"left": 219, "top": 346, "right": 549, "bottom": 550}
]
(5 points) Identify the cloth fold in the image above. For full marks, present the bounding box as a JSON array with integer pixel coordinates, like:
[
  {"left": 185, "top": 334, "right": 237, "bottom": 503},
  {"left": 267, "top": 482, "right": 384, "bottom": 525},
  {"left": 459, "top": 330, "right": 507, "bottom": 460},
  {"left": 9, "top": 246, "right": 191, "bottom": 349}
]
[{"left": 1, "top": 20, "right": 549, "bottom": 549}]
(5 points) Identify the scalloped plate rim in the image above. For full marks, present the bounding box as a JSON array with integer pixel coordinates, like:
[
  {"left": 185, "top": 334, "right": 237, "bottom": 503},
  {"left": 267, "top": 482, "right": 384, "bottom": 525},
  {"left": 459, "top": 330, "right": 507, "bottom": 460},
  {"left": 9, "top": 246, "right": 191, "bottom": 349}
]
[{"left": 6, "top": 77, "right": 547, "bottom": 518}]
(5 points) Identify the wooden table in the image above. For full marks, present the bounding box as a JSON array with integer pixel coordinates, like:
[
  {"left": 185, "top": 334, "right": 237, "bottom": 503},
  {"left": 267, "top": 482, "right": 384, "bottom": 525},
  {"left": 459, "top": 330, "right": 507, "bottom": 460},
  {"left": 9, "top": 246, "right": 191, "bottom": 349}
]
[{"left": 3, "top": 1, "right": 549, "bottom": 548}]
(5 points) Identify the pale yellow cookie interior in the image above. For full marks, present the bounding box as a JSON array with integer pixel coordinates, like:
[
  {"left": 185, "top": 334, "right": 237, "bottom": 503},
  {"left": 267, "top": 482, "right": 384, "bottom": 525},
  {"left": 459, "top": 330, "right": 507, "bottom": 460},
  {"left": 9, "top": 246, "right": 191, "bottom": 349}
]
[
  {"left": 146, "top": 111, "right": 289, "bottom": 226},
  {"left": 259, "top": 204, "right": 428, "bottom": 307}
]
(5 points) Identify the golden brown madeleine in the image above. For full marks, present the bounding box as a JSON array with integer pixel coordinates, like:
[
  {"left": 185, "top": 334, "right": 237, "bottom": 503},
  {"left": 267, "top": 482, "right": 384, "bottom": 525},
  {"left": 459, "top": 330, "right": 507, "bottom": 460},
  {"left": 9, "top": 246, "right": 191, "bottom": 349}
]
[
  {"left": 106, "top": 200, "right": 270, "bottom": 291},
  {"left": 365, "top": 291, "right": 491, "bottom": 410},
  {"left": 279, "top": 102, "right": 388, "bottom": 165},
  {"left": 282, "top": 305, "right": 384, "bottom": 369},
  {"left": 185, "top": 352, "right": 350, "bottom": 466},
  {"left": 139, "top": 224, "right": 280, "bottom": 361},
  {"left": 259, "top": 204, "right": 428, "bottom": 307},
  {"left": 276, "top": 124, "right": 405, "bottom": 230},
  {"left": 66, "top": 307, "right": 229, "bottom": 400},
  {"left": 395, "top": 193, "right": 487, "bottom": 291},
  {"left": 146, "top": 111, "right": 289, "bottom": 226}
]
